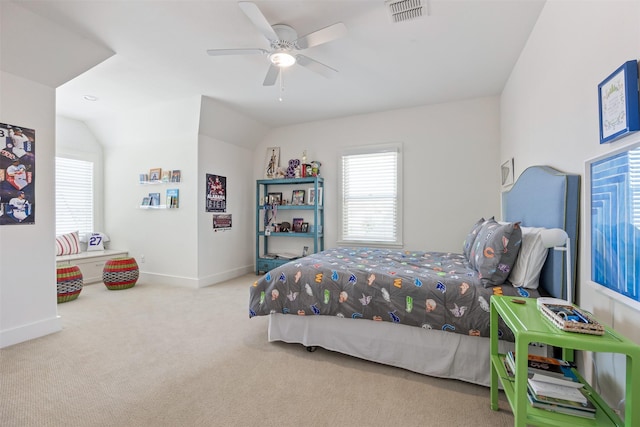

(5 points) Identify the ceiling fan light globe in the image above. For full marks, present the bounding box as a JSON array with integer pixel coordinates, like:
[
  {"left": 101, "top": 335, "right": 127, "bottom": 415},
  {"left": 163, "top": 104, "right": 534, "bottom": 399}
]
[{"left": 269, "top": 52, "right": 296, "bottom": 68}]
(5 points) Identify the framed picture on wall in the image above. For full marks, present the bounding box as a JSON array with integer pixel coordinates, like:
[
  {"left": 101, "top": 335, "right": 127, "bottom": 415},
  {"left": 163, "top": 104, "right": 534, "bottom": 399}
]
[
  {"left": 0, "top": 122, "right": 36, "bottom": 226},
  {"left": 501, "top": 158, "right": 514, "bottom": 188},
  {"left": 598, "top": 60, "right": 640, "bottom": 144}
]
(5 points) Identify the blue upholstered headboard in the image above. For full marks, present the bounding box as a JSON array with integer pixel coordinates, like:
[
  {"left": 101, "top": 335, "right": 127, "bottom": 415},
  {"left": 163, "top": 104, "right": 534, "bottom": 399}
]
[{"left": 502, "top": 166, "right": 580, "bottom": 300}]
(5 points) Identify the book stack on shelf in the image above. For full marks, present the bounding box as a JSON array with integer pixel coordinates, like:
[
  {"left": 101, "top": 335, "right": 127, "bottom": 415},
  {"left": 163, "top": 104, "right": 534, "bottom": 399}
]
[{"left": 502, "top": 351, "right": 596, "bottom": 419}]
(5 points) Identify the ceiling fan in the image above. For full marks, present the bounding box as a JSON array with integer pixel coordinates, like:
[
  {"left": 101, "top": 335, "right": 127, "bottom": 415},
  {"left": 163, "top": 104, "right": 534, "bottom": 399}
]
[{"left": 206, "top": 1, "right": 347, "bottom": 86}]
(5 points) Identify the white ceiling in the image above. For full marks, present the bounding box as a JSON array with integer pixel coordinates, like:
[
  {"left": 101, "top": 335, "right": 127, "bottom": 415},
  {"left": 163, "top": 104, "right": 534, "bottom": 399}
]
[{"left": 17, "top": 0, "right": 545, "bottom": 128}]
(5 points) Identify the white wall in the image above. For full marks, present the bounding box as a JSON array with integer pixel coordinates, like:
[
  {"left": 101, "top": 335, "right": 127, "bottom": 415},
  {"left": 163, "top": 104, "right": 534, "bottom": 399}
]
[
  {"left": 87, "top": 96, "right": 201, "bottom": 286},
  {"left": 501, "top": 0, "right": 640, "bottom": 412},
  {"left": 83, "top": 95, "right": 264, "bottom": 287},
  {"left": 0, "top": 1, "right": 112, "bottom": 348},
  {"left": 0, "top": 71, "right": 60, "bottom": 348},
  {"left": 196, "top": 96, "right": 267, "bottom": 284},
  {"left": 254, "top": 96, "right": 501, "bottom": 254},
  {"left": 56, "top": 116, "right": 105, "bottom": 234}
]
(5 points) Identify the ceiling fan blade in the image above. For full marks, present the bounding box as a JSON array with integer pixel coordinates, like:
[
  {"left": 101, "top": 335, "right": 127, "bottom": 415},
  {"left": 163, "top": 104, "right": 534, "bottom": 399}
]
[
  {"left": 239, "top": 1, "right": 278, "bottom": 41},
  {"left": 295, "top": 22, "right": 347, "bottom": 49},
  {"left": 263, "top": 64, "right": 280, "bottom": 86},
  {"left": 295, "top": 54, "right": 338, "bottom": 79},
  {"left": 206, "top": 48, "right": 268, "bottom": 56}
]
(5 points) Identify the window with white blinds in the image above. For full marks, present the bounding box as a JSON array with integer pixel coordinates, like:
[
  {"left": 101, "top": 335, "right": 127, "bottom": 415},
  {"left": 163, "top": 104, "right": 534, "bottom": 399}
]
[
  {"left": 55, "top": 157, "right": 94, "bottom": 235},
  {"left": 339, "top": 144, "right": 402, "bottom": 247}
]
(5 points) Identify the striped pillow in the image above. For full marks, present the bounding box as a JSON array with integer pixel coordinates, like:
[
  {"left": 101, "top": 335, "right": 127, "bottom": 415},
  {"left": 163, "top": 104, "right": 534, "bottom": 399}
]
[{"left": 56, "top": 231, "right": 81, "bottom": 256}]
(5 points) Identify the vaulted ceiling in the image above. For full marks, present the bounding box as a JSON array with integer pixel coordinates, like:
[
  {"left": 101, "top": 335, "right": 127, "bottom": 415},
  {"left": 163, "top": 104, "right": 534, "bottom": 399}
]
[{"left": 15, "top": 0, "right": 545, "bottom": 128}]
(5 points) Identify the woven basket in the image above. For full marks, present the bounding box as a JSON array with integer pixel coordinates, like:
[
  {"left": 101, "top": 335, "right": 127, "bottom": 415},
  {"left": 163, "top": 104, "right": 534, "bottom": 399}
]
[
  {"left": 103, "top": 257, "right": 139, "bottom": 290},
  {"left": 56, "top": 265, "right": 83, "bottom": 303},
  {"left": 539, "top": 302, "right": 605, "bottom": 335}
]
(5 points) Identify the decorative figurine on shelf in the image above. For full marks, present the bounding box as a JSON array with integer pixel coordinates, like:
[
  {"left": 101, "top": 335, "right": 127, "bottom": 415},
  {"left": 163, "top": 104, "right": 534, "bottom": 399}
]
[{"left": 310, "top": 160, "right": 321, "bottom": 176}]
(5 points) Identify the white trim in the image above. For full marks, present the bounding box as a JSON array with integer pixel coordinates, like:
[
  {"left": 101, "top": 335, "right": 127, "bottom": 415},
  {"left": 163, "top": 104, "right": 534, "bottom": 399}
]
[{"left": 0, "top": 316, "right": 61, "bottom": 349}]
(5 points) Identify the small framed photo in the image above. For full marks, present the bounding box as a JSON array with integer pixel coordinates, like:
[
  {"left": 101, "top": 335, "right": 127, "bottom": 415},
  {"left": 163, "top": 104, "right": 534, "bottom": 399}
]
[
  {"left": 267, "top": 192, "right": 282, "bottom": 205},
  {"left": 301, "top": 222, "right": 309, "bottom": 233},
  {"left": 265, "top": 147, "right": 280, "bottom": 178},
  {"left": 171, "top": 170, "right": 181, "bottom": 182},
  {"left": 307, "top": 187, "right": 323, "bottom": 205},
  {"left": 291, "top": 189, "right": 305, "bottom": 205},
  {"left": 141, "top": 196, "right": 151, "bottom": 206},
  {"left": 501, "top": 158, "right": 514, "bottom": 188},
  {"left": 161, "top": 170, "right": 171, "bottom": 182},
  {"left": 148, "top": 192, "right": 160, "bottom": 206},
  {"left": 292, "top": 217, "right": 303, "bottom": 233},
  {"left": 149, "top": 168, "right": 162, "bottom": 182},
  {"left": 598, "top": 60, "right": 640, "bottom": 144}
]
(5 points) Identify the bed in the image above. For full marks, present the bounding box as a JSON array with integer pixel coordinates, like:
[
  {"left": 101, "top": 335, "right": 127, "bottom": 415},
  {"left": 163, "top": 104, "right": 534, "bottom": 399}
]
[{"left": 249, "top": 165, "right": 580, "bottom": 386}]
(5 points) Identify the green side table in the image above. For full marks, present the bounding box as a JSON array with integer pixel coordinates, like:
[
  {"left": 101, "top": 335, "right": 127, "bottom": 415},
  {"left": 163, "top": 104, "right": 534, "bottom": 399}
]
[{"left": 490, "top": 295, "right": 639, "bottom": 427}]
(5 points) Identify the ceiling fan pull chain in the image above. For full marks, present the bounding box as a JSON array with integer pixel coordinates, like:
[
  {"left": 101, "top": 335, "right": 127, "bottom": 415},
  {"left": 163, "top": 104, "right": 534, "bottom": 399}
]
[{"left": 279, "top": 70, "right": 285, "bottom": 102}]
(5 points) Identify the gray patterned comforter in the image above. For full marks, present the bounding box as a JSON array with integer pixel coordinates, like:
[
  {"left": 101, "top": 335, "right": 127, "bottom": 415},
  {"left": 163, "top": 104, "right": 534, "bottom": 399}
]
[{"left": 249, "top": 247, "right": 539, "bottom": 340}]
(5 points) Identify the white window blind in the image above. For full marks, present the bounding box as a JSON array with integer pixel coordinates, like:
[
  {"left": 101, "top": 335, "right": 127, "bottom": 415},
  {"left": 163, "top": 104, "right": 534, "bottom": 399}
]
[
  {"left": 340, "top": 145, "right": 402, "bottom": 246},
  {"left": 55, "top": 157, "right": 94, "bottom": 235}
]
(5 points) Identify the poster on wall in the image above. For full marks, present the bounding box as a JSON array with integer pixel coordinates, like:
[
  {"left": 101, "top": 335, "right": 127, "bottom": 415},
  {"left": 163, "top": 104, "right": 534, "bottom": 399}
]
[
  {"left": 213, "top": 214, "right": 232, "bottom": 230},
  {"left": 206, "top": 174, "right": 226, "bottom": 212},
  {"left": 0, "top": 123, "right": 35, "bottom": 225}
]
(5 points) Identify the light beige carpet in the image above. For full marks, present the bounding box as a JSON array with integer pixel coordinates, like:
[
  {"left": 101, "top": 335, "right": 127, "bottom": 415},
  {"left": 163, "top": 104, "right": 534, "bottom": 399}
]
[{"left": 0, "top": 274, "right": 513, "bottom": 426}]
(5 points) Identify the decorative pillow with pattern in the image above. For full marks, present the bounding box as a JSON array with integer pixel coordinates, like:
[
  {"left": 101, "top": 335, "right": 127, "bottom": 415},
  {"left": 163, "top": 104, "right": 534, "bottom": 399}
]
[
  {"left": 471, "top": 219, "right": 522, "bottom": 287},
  {"left": 55, "top": 231, "right": 81, "bottom": 256},
  {"left": 463, "top": 217, "right": 486, "bottom": 261},
  {"left": 86, "top": 232, "right": 106, "bottom": 251}
]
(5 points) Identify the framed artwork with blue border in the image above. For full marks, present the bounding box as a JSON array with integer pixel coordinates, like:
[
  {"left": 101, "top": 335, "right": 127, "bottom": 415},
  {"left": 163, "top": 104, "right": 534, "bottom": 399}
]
[
  {"left": 589, "top": 142, "right": 640, "bottom": 305},
  {"left": 598, "top": 60, "right": 640, "bottom": 144}
]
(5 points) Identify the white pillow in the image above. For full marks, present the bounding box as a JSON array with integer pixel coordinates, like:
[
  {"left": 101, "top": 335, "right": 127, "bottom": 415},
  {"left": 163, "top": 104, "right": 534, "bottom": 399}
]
[
  {"left": 86, "top": 232, "right": 109, "bottom": 251},
  {"left": 508, "top": 227, "right": 550, "bottom": 289},
  {"left": 55, "top": 231, "right": 81, "bottom": 256}
]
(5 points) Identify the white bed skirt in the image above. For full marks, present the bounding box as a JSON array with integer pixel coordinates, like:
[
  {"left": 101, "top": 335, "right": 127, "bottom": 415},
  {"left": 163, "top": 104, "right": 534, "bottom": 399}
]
[{"left": 268, "top": 313, "right": 533, "bottom": 387}]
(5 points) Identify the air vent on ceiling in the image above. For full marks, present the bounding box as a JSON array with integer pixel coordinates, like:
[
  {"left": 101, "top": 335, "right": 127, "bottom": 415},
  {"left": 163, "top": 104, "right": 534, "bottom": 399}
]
[{"left": 385, "top": 0, "right": 425, "bottom": 23}]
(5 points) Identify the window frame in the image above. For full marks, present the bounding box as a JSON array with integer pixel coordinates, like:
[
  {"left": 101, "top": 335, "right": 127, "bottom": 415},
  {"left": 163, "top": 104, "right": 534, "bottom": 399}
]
[{"left": 338, "top": 142, "right": 403, "bottom": 248}]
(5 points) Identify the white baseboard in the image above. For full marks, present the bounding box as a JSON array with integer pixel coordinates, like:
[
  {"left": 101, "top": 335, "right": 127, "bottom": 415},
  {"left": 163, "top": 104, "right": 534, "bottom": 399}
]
[
  {"left": 0, "top": 316, "right": 62, "bottom": 349},
  {"left": 138, "top": 264, "right": 254, "bottom": 288}
]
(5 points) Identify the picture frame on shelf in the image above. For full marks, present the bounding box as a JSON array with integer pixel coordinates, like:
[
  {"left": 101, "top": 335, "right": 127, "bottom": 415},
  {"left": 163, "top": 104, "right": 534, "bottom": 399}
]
[
  {"left": 141, "top": 196, "right": 151, "bottom": 206},
  {"left": 267, "top": 192, "right": 282, "bottom": 205},
  {"left": 265, "top": 147, "right": 280, "bottom": 178},
  {"left": 291, "top": 189, "right": 305, "bottom": 205},
  {"left": 292, "top": 218, "right": 304, "bottom": 233},
  {"left": 301, "top": 222, "right": 309, "bottom": 233},
  {"left": 171, "top": 170, "right": 181, "bottom": 182},
  {"left": 139, "top": 173, "right": 149, "bottom": 183},
  {"left": 307, "top": 187, "right": 323, "bottom": 205},
  {"left": 148, "top": 192, "right": 160, "bottom": 206},
  {"left": 161, "top": 170, "right": 171, "bottom": 182},
  {"left": 598, "top": 60, "right": 640, "bottom": 144},
  {"left": 149, "top": 168, "right": 162, "bottom": 182}
]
